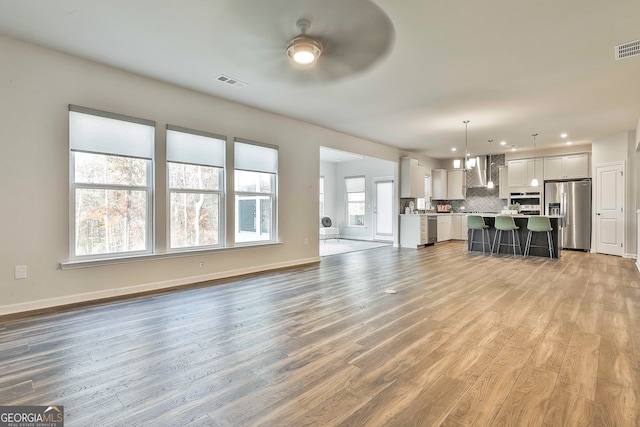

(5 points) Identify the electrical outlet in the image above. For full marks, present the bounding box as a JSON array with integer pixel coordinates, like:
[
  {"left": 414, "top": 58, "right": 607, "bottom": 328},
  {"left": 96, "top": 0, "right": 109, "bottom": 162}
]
[
  {"left": 15, "top": 265, "right": 27, "bottom": 279},
  {"left": 199, "top": 262, "right": 204, "bottom": 268},
  {"left": 304, "top": 238, "right": 308, "bottom": 246}
]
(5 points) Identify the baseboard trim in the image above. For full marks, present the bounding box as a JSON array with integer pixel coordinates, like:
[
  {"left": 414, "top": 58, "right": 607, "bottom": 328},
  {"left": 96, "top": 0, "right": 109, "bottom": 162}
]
[{"left": 0, "top": 257, "right": 321, "bottom": 316}]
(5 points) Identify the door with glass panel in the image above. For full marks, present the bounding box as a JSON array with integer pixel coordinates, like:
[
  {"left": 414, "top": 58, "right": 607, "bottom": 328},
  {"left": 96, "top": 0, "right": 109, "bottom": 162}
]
[{"left": 374, "top": 178, "right": 394, "bottom": 241}]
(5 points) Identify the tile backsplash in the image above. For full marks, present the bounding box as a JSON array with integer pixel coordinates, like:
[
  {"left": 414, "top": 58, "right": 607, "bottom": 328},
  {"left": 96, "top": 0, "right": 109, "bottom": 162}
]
[
  {"left": 450, "top": 187, "right": 506, "bottom": 213},
  {"left": 434, "top": 154, "right": 507, "bottom": 213}
]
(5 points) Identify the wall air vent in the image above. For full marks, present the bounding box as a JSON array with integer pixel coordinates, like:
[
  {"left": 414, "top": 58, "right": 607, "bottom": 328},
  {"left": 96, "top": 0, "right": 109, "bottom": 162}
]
[
  {"left": 216, "top": 75, "right": 248, "bottom": 88},
  {"left": 615, "top": 39, "right": 640, "bottom": 60}
]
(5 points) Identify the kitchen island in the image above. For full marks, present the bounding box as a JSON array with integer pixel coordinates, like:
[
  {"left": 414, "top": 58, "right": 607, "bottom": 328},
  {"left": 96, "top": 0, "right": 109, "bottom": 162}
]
[{"left": 468, "top": 214, "right": 563, "bottom": 258}]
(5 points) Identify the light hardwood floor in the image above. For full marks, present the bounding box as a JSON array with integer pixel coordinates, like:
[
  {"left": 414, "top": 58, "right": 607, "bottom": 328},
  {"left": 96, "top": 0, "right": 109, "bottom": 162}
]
[{"left": 1, "top": 242, "right": 639, "bottom": 426}]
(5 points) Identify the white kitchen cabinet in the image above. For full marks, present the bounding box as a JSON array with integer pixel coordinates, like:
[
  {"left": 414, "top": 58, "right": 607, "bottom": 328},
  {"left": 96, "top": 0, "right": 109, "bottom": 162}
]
[
  {"left": 446, "top": 170, "right": 466, "bottom": 200},
  {"left": 507, "top": 158, "right": 543, "bottom": 188},
  {"left": 498, "top": 166, "right": 509, "bottom": 199},
  {"left": 450, "top": 214, "right": 467, "bottom": 240},
  {"left": 431, "top": 169, "right": 448, "bottom": 199},
  {"left": 543, "top": 153, "right": 589, "bottom": 180},
  {"left": 400, "top": 157, "right": 426, "bottom": 198},
  {"left": 437, "top": 215, "right": 452, "bottom": 242},
  {"left": 400, "top": 214, "right": 430, "bottom": 248}
]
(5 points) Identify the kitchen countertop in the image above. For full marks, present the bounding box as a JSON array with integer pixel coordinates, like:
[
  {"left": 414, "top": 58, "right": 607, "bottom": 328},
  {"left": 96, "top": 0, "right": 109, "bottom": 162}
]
[
  {"left": 474, "top": 213, "right": 563, "bottom": 218},
  {"left": 400, "top": 213, "right": 562, "bottom": 217}
]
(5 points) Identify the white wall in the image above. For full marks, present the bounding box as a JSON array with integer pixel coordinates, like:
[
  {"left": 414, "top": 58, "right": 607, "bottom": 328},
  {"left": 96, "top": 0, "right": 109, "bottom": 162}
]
[
  {"left": 333, "top": 158, "right": 396, "bottom": 241},
  {"left": 319, "top": 160, "right": 337, "bottom": 223},
  {"left": 0, "top": 35, "right": 424, "bottom": 314}
]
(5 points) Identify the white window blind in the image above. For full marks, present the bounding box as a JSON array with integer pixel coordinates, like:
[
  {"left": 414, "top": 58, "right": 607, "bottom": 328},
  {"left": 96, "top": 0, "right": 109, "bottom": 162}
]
[
  {"left": 234, "top": 139, "right": 278, "bottom": 173},
  {"left": 69, "top": 105, "right": 154, "bottom": 159},
  {"left": 345, "top": 176, "right": 365, "bottom": 192},
  {"left": 166, "top": 126, "right": 225, "bottom": 167}
]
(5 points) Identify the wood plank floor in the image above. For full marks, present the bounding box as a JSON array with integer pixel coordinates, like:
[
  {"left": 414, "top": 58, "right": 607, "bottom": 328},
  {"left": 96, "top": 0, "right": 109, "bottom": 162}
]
[{"left": 1, "top": 242, "right": 639, "bottom": 426}]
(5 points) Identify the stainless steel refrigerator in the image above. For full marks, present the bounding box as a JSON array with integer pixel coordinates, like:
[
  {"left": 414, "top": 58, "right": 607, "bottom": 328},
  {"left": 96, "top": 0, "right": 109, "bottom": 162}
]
[{"left": 544, "top": 179, "right": 591, "bottom": 251}]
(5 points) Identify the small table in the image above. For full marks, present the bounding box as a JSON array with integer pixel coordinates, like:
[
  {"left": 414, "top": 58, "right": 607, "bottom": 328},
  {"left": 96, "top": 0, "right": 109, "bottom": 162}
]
[{"left": 320, "top": 227, "right": 340, "bottom": 242}]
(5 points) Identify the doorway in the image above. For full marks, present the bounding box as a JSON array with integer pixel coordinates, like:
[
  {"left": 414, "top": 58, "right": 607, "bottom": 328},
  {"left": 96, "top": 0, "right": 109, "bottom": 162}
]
[{"left": 374, "top": 178, "right": 394, "bottom": 241}]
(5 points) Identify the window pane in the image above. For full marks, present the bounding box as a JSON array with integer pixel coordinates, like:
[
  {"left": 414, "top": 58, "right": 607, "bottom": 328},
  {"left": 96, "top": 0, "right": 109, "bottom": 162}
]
[
  {"left": 75, "top": 188, "right": 147, "bottom": 255},
  {"left": 170, "top": 192, "right": 220, "bottom": 248},
  {"left": 348, "top": 201, "right": 365, "bottom": 226},
  {"left": 168, "top": 162, "right": 221, "bottom": 191},
  {"left": 75, "top": 152, "right": 148, "bottom": 186},
  {"left": 235, "top": 170, "right": 273, "bottom": 193},
  {"left": 348, "top": 192, "right": 365, "bottom": 202},
  {"left": 235, "top": 195, "right": 272, "bottom": 242}
]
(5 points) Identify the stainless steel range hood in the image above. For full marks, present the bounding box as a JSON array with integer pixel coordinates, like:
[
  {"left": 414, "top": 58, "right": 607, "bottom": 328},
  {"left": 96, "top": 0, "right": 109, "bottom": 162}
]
[{"left": 466, "top": 155, "right": 488, "bottom": 188}]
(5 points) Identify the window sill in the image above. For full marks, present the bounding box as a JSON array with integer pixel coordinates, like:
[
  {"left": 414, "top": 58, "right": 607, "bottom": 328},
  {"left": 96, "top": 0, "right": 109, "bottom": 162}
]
[{"left": 60, "top": 241, "right": 283, "bottom": 270}]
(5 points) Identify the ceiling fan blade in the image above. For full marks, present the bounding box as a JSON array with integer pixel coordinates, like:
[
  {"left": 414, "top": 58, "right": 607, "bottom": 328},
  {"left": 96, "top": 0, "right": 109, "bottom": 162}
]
[{"left": 216, "top": 0, "right": 395, "bottom": 83}]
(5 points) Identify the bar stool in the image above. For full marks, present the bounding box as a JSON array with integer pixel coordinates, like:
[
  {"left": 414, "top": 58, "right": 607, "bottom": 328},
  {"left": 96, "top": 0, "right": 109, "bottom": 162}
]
[
  {"left": 492, "top": 215, "right": 521, "bottom": 257},
  {"left": 524, "top": 216, "right": 554, "bottom": 259},
  {"left": 467, "top": 215, "right": 492, "bottom": 254}
]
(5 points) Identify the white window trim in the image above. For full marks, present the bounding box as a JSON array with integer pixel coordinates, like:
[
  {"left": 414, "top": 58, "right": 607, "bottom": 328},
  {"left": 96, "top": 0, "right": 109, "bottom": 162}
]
[
  {"left": 345, "top": 175, "right": 366, "bottom": 228},
  {"left": 166, "top": 125, "right": 227, "bottom": 251},
  {"left": 68, "top": 105, "right": 155, "bottom": 261},
  {"left": 233, "top": 138, "right": 278, "bottom": 244}
]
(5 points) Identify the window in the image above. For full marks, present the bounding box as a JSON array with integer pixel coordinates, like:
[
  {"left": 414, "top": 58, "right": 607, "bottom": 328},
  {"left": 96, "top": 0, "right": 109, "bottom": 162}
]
[
  {"left": 234, "top": 139, "right": 278, "bottom": 243},
  {"left": 416, "top": 175, "right": 431, "bottom": 210},
  {"left": 319, "top": 176, "right": 325, "bottom": 217},
  {"left": 167, "top": 126, "right": 225, "bottom": 249},
  {"left": 69, "top": 105, "right": 154, "bottom": 258},
  {"left": 345, "top": 176, "right": 365, "bottom": 226}
]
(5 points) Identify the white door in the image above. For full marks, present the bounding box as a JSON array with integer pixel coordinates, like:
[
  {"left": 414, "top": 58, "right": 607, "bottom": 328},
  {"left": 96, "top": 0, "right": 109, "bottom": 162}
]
[
  {"left": 595, "top": 162, "right": 624, "bottom": 256},
  {"left": 374, "top": 179, "right": 393, "bottom": 241}
]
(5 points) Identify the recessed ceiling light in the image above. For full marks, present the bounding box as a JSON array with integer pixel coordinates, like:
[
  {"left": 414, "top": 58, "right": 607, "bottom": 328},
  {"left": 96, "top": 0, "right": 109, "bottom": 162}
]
[
  {"left": 500, "top": 141, "right": 506, "bottom": 145},
  {"left": 451, "top": 148, "right": 457, "bottom": 152},
  {"left": 561, "top": 133, "right": 568, "bottom": 138},
  {"left": 566, "top": 141, "right": 572, "bottom": 145}
]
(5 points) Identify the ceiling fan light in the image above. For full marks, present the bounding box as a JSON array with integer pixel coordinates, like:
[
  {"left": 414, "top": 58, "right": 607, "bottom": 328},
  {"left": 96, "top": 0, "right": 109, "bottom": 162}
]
[{"left": 287, "top": 36, "right": 322, "bottom": 65}]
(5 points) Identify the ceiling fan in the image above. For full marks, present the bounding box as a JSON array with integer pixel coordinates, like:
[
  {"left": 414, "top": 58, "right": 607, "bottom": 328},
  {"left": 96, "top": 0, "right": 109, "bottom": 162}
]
[{"left": 217, "top": 0, "right": 395, "bottom": 83}]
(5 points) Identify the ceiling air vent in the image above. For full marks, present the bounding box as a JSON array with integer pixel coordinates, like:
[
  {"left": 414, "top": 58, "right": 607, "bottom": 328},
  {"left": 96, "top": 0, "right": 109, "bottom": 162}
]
[
  {"left": 216, "top": 75, "right": 248, "bottom": 88},
  {"left": 615, "top": 39, "right": 640, "bottom": 60}
]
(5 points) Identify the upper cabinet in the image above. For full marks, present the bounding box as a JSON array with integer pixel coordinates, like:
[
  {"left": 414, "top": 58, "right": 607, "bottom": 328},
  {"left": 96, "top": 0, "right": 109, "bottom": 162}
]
[
  {"left": 431, "top": 169, "right": 448, "bottom": 199},
  {"left": 431, "top": 169, "right": 465, "bottom": 200},
  {"left": 446, "top": 169, "right": 466, "bottom": 200},
  {"left": 400, "top": 157, "right": 426, "bottom": 198},
  {"left": 543, "top": 153, "right": 589, "bottom": 180},
  {"left": 507, "top": 158, "right": 543, "bottom": 188}
]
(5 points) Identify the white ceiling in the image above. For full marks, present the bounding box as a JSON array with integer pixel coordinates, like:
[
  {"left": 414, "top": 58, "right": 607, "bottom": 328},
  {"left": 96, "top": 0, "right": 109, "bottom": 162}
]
[{"left": 1, "top": 0, "right": 639, "bottom": 159}]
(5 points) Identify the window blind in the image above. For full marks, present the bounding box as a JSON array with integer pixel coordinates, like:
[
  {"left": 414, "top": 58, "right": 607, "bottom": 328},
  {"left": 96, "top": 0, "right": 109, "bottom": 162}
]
[
  {"left": 69, "top": 106, "right": 154, "bottom": 159},
  {"left": 234, "top": 139, "right": 278, "bottom": 173},
  {"left": 166, "top": 126, "right": 225, "bottom": 167}
]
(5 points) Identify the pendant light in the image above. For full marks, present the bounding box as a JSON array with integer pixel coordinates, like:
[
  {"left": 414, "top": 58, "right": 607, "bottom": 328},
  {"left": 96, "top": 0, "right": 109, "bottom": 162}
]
[
  {"left": 530, "top": 133, "right": 539, "bottom": 186},
  {"left": 487, "top": 139, "right": 494, "bottom": 189},
  {"left": 463, "top": 120, "right": 476, "bottom": 170}
]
